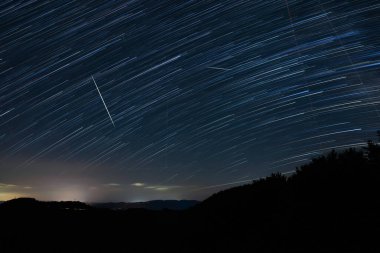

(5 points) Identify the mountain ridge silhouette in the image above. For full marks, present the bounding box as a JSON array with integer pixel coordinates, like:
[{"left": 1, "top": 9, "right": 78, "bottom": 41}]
[{"left": 0, "top": 136, "right": 379, "bottom": 252}]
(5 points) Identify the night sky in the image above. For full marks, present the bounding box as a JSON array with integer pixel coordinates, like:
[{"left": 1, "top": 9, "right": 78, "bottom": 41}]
[{"left": 1, "top": 0, "right": 380, "bottom": 202}]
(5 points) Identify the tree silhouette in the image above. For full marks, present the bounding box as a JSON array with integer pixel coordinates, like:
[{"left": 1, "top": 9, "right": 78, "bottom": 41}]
[{"left": 363, "top": 131, "right": 380, "bottom": 163}]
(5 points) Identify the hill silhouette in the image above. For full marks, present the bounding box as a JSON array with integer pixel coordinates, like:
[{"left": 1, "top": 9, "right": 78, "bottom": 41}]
[
  {"left": 187, "top": 145, "right": 380, "bottom": 252},
  {"left": 0, "top": 134, "right": 379, "bottom": 252},
  {"left": 0, "top": 198, "right": 92, "bottom": 210}
]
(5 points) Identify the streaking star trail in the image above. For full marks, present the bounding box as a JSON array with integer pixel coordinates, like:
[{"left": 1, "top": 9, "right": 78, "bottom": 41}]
[{"left": 207, "top": 67, "right": 232, "bottom": 71}]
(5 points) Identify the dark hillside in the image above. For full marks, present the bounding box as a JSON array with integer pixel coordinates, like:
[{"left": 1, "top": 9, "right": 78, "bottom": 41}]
[{"left": 1, "top": 138, "right": 379, "bottom": 252}]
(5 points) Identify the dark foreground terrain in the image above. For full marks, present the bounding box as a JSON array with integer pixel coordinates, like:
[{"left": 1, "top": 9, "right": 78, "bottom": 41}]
[
  {"left": 91, "top": 200, "right": 199, "bottom": 210},
  {"left": 1, "top": 139, "right": 379, "bottom": 252}
]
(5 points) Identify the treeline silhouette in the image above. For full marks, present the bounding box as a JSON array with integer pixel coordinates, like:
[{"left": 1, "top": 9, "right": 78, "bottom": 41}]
[{"left": 0, "top": 133, "right": 379, "bottom": 252}]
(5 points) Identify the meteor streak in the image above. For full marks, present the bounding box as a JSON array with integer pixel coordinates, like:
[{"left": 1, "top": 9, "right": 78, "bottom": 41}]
[{"left": 91, "top": 75, "right": 115, "bottom": 127}]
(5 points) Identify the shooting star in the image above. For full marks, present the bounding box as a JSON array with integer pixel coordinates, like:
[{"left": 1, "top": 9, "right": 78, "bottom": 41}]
[
  {"left": 91, "top": 75, "right": 115, "bottom": 127},
  {"left": 207, "top": 66, "right": 232, "bottom": 71}
]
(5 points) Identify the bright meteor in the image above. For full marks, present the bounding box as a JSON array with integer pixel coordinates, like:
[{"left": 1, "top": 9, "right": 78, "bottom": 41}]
[{"left": 91, "top": 75, "right": 115, "bottom": 127}]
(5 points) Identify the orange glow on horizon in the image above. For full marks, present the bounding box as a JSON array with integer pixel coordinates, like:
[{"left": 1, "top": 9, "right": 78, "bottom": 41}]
[{"left": 0, "top": 192, "right": 29, "bottom": 201}]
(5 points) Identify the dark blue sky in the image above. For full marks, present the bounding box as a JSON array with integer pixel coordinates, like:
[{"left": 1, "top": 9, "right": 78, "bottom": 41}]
[{"left": 1, "top": 0, "right": 380, "bottom": 202}]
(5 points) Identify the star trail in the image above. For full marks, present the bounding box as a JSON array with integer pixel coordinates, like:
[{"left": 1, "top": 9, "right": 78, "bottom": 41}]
[{"left": 1, "top": 0, "right": 380, "bottom": 202}]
